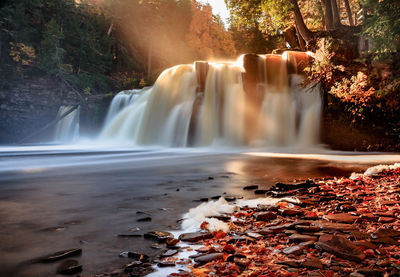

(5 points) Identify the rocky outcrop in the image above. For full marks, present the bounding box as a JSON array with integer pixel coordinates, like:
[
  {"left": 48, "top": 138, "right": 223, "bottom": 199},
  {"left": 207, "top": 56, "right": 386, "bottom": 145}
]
[{"left": 0, "top": 77, "right": 112, "bottom": 143}]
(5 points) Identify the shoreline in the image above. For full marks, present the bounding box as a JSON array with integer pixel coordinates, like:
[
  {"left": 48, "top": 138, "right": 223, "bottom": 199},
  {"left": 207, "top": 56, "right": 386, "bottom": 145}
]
[{"left": 105, "top": 164, "right": 400, "bottom": 277}]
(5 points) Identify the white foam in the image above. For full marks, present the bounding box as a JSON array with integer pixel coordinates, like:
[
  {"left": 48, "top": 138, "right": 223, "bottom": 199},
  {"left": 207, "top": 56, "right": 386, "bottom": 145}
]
[{"left": 350, "top": 162, "right": 400, "bottom": 179}]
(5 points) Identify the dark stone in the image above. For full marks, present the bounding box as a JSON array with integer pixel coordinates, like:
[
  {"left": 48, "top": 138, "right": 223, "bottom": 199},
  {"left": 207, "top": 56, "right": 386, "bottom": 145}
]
[
  {"left": 208, "top": 215, "right": 230, "bottom": 222},
  {"left": 166, "top": 238, "right": 180, "bottom": 247},
  {"left": 273, "top": 181, "right": 317, "bottom": 191},
  {"left": 119, "top": 252, "right": 149, "bottom": 262},
  {"left": 372, "top": 228, "right": 400, "bottom": 238},
  {"left": 315, "top": 234, "right": 365, "bottom": 262},
  {"left": 34, "top": 248, "right": 82, "bottom": 263},
  {"left": 161, "top": 249, "right": 178, "bottom": 257},
  {"left": 371, "top": 236, "right": 400, "bottom": 245},
  {"left": 224, "top": 196, "right": 236, "bottom": 202},
  {"left": 288, "top": 234, "right": 318, "bottom": 243},
  {"left": 312, "top": 221, "right": 356, "bottom": 232},
  {"left": 243, "top": 185, "right": 258, "bottom": 190},
  {"left": 283, "top": 241, "right": 314, "bottom": 255},
  {"left": 246, "top": 232, "right": 263, "bottom": 239},
  {"left": 208, "top": 176, "right": 214, "bottom": 180},
  {"left": 276, "top": 260, "right": 301, "bottom": 267},
  {"left": 324, "top": 213, "right": 359, "bottom": 223},
  {"left": 137, "top": 217, "right": 152, "bottom": 222},
  {"left": 254, "top": 189, "right": 269, "bottom": 194},
  {"left": 257, "top": 204, "right": 278, "bottom": 211},
  {"left": 255, "top": 212, "right": 277, "bottom": 221},
  {"left": 194, "top": 253, "right": 223, "bottom": 263},
  {"left": 294, "top": 225, "right": 320, "bottom": 232},
  {"left": 157, "top": 261, "right": 175, "bottom": 267},
  {"left": 228, "top": 236, "right": 256, "bottom": 244},
  {"left": 144, "top": 231, "right": 174, "bottom": 242},
  {"left": 56, "top": 259, "right": 82, "bottom": 275},
  {"left": 179, "top": 232, "right": 213, "bottom": 242},
  {"left": 279, "top": 208, "right": 304, "bottom": 217},
  {"left": 301, "top": 257, "right": 323, "bottom": 269}
]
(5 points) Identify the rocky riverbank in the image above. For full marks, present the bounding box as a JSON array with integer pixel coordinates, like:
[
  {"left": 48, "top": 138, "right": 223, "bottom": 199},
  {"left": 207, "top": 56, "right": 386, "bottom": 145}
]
[{"left": 103, "top": 164, "right": 400, "bottom": 277}]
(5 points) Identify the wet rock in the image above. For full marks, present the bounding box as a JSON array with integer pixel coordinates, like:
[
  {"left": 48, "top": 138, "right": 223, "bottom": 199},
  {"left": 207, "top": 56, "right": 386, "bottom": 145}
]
[
  {"left": 179, "top": 232, "right": 213, "bottom": 242},
  {"left": 137, "top": 217, "right": 152, "bottom": 222},
  {"left": 246, "top": 232, "right": 263, "bottom": 239},
  {"left": 288, "top": 234, "right": 318, "bottom": 243},
  {"left": 378, "top": 217, "right": 396, "bottom": 223},
  {"left": 224, "top": 196, "right": 236, "bottom": 202},
  {"left": 161, "top": 249, "right": 178, "bottom": 257},
  {"left": 208, "top": 215, "right": 230, "bottom": 222},
  {"left": 279, "top": 208, "right": 303, "bottom": 217},
  {"left": 194, "top": 253, "right": 223, "bottom": 263},
  {"left": 315, "top": 234, "right": 365, "bottom": 262},
  {"left": 255, "top": 212, "right": 277, "bottom": 221},
  {"left": 157, "top": 261, "right": 175, "bottom": 267},
  {"left": 371, "top": 236, "right": 400, "bottom": 245},
  {"left": 166, "top": 238, "right": 180, "bottom": 247},
  {"left": 228, "top": 236, "right": 255, "bottom": 244},
  {"left": 119, "top": 252, "right": 149, "bottom": 262},
  {"left": 144, "top": 231, "right": 174, "bottom": 242},
  {"left": 124, "top": 260, "right": 142, "bottom": 269},
  {"left": 301, "top": 257, "right": 323, "bottom": 269},
  {"left": 273, "top": 181, "right": 317, "bottom": 191},
  {"left": 56, "top": 259, "right": 82, "bottom": 275},
  {"left": 34, "top": 248, "right": 82, "bottom": 263},
  {"left": 283, "top": 241, "right": 314, "bottom": 255},
  {"left": 243, "top": 185, "right": 258, "bottom": 190},
  {"left": 254, "top": 189, "right": 269, "bottom": 194},
  {"left": 210, "top": 195, "right": 221, "bottom": 200},
  {"left": 312, "top": 221, "right": 356, "bottom": 232},
  {"left": 372, "top": 228, "right": 400, "bottom": 238},
  {"left": 324, "top": 213, "right": 359, "bottom": 223},
  {"left": 208, "top": 176, "right": 214, "bottom": 180}
]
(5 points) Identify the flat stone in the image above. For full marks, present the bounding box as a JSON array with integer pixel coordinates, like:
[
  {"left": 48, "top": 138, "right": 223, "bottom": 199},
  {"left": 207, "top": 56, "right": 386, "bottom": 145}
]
[
  {"left": 119, "top": 252, "right": 149, "bottom": 262},
  {"left": 179, "top": 232, "right": 213, "bottom": 242},
  {"left": 274, "top": 181, "right": 317, "bottom": 191},
  {"left": 255, "top": 212, "right": 277, "bottom": 221},
  {"left": 324, "top": 213, "right": 359, "bottom": 223},
  {"left": 351, "top": 230, "right": 370, "bottom": 240},
  {"left": 372, "top": 228, "right": 400, "bottom": 238},
  {"left": 254, "top": 189, "right": 269, "bottom": 194},
  {"left": 161, "top": 249, "right": 178, "bottom": 257},
  {"left": 353, "top": 240, "right": 377, "bottom": 249},
  {"left": 279, "top": 209, "right": 304, "bottom": 217},
  {"left": 257, "top": 204, "right": 278, "bottom": 211},
  {"left": 157, "top": 261, "right": 175, "bottom": 267},
  {"left": 276, "top": 260, "right": 301, "bottom": 267},
  {"left": 371, "top": 236, "right": 400, "bottom": 245},
  {"left": 56, "top": 259, "right": 82, "bottom": 275},
  {"left": 378, "top": 217, "right": 396, "bottom": 223},
  {"left": 283, "top": 241, "right": 314, "bottom": 255},
  {"left": 228, "top": 236, "right": 255, "bottom": 244},
  {"left": 137, "top": 217, "right": 152, "bottom": 222},
  {"left": 300, "top": 257, "right": 323, "bottom": 269},
  {"left": 289, "top": 234, "right": 318, "bottom": 243},
  {"left": 144, "top": 231, "right": 174, "bottom": 242},
  {"left": 312, "top": 221, "right": 356, "bottom": 232},
  {"left": 166, "top": 238, "right": 180, "bottom": 247},
  {"left": 315, "top": 234, "right": 365, "bottom": 262},
  {"left": 246, "top": 232, "right": 263, "bottom": 239},
  {"left": 243, "top": 185, "right": 258, "bottom": 190},
  {"left": 295, "top": 225, "right": 320, "bottom": 232},
  {"left": 124, "top": 261, "right": 142, "bottom": 269},
  {"left": 34, "top": 248, "right": 82, "bottom": 263},
  {"left": 194, "top": 253, "right": 223, "bottom": 263}
]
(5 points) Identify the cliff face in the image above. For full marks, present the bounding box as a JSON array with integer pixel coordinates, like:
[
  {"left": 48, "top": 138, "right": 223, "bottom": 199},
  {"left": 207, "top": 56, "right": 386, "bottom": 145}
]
[{"left": 0, "top": 77, "right": 112, "bottom": 144}]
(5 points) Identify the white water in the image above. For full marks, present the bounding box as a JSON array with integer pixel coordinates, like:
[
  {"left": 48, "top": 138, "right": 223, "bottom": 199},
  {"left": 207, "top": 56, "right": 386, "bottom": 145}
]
[
  {"left": 54, "top": 105, "right": 80, "bottom": 142},
  {"left": 100, "top": 52, "right": 322, "bottom": 148}
]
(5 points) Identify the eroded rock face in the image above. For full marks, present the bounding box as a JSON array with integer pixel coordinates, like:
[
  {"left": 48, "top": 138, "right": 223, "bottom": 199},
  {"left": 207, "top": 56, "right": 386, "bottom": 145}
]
[{"left": 316, "top": 234, "right": 366, "bottom": 262}]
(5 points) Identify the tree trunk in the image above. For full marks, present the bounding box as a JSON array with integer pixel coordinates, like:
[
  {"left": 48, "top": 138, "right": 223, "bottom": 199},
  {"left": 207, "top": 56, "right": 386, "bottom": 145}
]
[
  {"left": 343, "top": 0, "right": 354, "bottom": 26},
  {"left": 331, "top": 0, "right": 341, "bottom": 28},
  {"left": 295, "top": 22, "right": 306, "bottom": 50},
  {"left": 290, "top": 0, "right": 313, "bottom": 43},
  {"left": 322, "top": 0, "right": 333, "bottom": 30},
  {"left": 283, "top": 26, "right": 300, "bottom": 49}
]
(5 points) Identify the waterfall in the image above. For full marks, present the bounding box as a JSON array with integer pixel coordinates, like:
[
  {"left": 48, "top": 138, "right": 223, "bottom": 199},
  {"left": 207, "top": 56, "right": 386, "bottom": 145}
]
[
  {"left": 104, "top": 89, "right": 143, "bottom": 124},
  {"left": 54, "top": 105, "right": 80, "bottom": 142},
  {"left": 100, "top": 51, "right": 322, "bottom": 148}
]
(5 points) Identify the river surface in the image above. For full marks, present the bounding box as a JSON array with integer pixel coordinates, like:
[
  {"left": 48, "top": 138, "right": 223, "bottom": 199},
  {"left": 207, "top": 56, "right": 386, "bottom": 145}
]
[{"left": 1, "top": 145, "right": 400, "bottom": 276}]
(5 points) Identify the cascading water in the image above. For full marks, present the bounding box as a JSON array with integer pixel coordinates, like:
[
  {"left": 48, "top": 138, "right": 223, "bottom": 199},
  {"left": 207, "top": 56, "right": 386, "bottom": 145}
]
[
  {"left": 54, "top": 105, "right": 80, "bottom": 142},
  {"left": 100, "top": 51, "right": 322, "bottom": 147},
  {"left": 104, "top": 89, "right": 143, "bottom": 124}
]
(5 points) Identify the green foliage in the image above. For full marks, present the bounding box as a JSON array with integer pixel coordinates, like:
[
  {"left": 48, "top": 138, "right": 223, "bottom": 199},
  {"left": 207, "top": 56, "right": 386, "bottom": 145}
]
[
  {"left": 361, "top": 0, "right": 400, "bottom": 59},
  {"left": 40, "top": 19, "right": 65, "bottom": 75}
]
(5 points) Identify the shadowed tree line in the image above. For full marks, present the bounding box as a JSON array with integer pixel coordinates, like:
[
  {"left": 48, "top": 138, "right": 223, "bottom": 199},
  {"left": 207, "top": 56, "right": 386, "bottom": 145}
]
[{"left": 0, "top": 0, "right": 241, "bottom": 92}]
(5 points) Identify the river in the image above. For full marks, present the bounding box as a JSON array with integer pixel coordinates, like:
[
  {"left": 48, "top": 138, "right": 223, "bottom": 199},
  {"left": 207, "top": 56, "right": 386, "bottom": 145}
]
[{"left": 1, "top": 145, "right": 399, "bottom": 276}]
